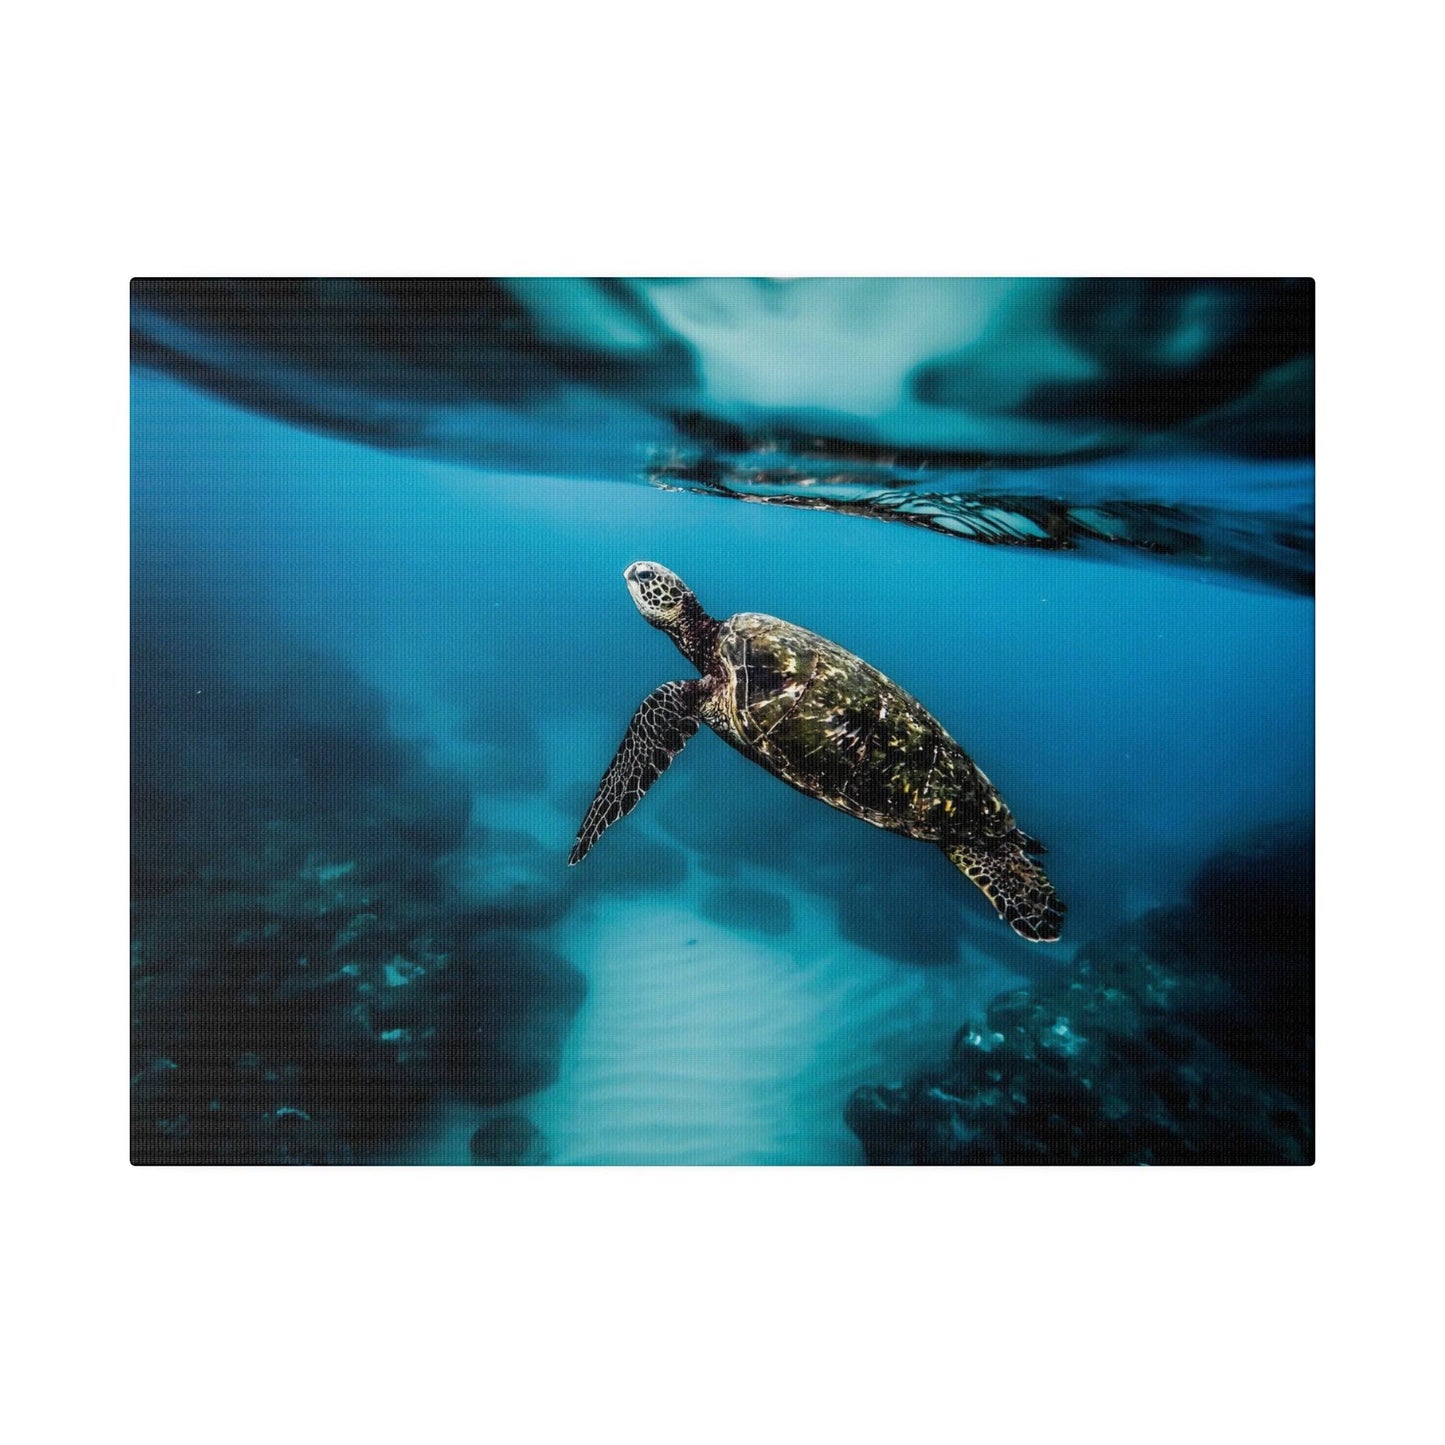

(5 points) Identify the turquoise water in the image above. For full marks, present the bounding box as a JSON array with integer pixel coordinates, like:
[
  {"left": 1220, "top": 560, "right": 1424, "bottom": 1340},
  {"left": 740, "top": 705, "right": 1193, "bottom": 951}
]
[{"left": 130, "top": 282, "right": 1314, "bottom": 1165}]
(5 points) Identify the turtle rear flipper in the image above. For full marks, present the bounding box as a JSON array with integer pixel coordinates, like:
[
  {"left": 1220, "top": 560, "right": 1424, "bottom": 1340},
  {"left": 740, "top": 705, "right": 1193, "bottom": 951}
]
[
  {"left": 944, "top": 839, "right": 1065, "bottom": 942},
  {"left": 569, "top": 678, "right": 703, "bottom": 865}
]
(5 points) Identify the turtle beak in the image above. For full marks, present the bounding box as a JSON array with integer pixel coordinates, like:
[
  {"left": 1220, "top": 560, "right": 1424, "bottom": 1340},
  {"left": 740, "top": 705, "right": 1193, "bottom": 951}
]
[{"left": 623, "top": 564, "right": 647, "bottom": 610}]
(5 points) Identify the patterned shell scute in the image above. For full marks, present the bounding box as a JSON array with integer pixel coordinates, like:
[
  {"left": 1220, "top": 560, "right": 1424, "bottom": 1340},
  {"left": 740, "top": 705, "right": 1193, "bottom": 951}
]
[{"left": 717, "top": 613, "right": 998, "bottom": 841}]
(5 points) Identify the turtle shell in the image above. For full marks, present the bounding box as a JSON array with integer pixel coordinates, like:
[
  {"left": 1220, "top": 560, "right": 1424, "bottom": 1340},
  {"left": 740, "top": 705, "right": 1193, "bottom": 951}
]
[{"left": 715, "top": 613, "right": 1009, "bottom": 842}]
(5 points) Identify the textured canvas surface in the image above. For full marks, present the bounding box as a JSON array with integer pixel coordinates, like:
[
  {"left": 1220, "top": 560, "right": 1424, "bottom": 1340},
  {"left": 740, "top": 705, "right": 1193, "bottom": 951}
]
[{"left": 130, "top": 278, "right": 1314, "bottom": 1165}]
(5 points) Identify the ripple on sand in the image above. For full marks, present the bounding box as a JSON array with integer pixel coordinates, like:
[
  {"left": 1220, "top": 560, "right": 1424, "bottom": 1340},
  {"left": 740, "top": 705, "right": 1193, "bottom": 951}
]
[{"left": 527, "top": 892, "right": 1019, "bottom": 1165}]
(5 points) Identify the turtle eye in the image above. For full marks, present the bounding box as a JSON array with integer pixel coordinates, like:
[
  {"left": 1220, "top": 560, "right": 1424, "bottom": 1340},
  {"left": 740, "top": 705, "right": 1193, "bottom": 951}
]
[{"left": 635, "top": 565, "right": 655, "bottom": 580}]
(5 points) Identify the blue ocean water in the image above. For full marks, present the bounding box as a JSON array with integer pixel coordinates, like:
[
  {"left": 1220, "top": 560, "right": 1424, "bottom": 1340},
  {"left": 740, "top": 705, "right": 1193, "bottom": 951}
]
[{"left": 130, "top": 281, "right": 1314, "bottom": 1165}]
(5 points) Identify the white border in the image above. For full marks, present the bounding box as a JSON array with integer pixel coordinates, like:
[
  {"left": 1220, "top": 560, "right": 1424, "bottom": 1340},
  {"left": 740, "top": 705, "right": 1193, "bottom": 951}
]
[{"left": 9, "top": 4, "right": 1440, "bottom": 1439}]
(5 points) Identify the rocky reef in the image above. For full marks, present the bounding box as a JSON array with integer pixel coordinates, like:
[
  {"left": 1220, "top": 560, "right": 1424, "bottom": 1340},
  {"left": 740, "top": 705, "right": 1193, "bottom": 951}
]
[
  {"left": 130, "top": 598, "right": 591, "bottom": 1165},
  {"left": 470, "top": 1114, "right": 549, "bottom": 1166},
  {"left": 847, "top": 821, "right": 1314, "bottom": 1164}
]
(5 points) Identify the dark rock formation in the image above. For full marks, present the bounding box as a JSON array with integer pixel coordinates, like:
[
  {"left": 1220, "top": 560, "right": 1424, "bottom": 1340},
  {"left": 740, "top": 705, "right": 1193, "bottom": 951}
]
[
  {"left": 444, "top": 829, "right": 580, "bottom": 931},
  {"left": 453, "top": 694, "right": 548, "bottom": 795},
  {"left": 1147, "top": 818, "right": 1314, "bottom": 1099},
  {"left": 131, "top": 601, "right": 587, "bottom": 1164},
  {"left": 833, "top": 854, "right": 966, "bottom": 966},
  {"left": 434, "top": 933, "right": 586, "bottom": 1106},
  {"left": 847, "top": 822, "right": 1314, "bottom": 1165},
  {"left": 470, "top": 1114, "right": 549, "bottom": 1166}
]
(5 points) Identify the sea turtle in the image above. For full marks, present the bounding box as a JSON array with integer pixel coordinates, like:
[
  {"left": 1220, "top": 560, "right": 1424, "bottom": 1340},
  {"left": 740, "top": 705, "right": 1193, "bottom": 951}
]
[{"left": 569, "top": 563, "right": 1064, "bottom": 942}]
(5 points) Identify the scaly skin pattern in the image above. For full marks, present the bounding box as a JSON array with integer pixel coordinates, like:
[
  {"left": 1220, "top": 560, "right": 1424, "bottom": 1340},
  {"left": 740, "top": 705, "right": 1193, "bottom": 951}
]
[
  {"left": 709, "top": 613, "right": 1015, "bottom": 845},
  {"left": 569, "top": 678, "right": 703, "bottom": 865},
  {"left": 576, "top": 561, "right": 1064, "bottom": 942}
]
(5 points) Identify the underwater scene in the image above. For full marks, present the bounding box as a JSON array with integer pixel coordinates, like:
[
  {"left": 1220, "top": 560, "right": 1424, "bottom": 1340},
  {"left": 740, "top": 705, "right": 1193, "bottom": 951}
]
[{"left": 130, "top": 278, "right": 1314, "bottom": 1166}]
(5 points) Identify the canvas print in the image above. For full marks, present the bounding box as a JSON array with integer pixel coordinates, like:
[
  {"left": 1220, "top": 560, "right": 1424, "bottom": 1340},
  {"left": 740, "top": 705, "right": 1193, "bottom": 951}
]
[{"left": 130, "top": 278, "right": 1314, "bottom": 1165}]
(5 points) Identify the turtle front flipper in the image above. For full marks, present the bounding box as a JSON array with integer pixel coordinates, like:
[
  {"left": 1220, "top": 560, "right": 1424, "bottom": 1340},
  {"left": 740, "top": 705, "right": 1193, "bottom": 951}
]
[
  {"left": 569, "top": 678, "right": 704, "bottom": 865},
  {"left": 944, "top": 838, "right": 1065, "bottom": 942}
]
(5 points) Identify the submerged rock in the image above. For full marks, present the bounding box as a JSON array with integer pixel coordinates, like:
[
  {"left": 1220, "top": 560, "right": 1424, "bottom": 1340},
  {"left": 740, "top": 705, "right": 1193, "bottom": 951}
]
[
  {"left": 382, "top": 764, "right": 473, "bottom": 857},
  {"left": 1142, "top": 818, "right": 1314, "bottom": 1098},
  {"left": 434, "top": 933, "right": 587, "bottom": 1106},
  {"left": 445, "top": 675, "right": 548, "bottom": 794},
  {"left": 1185, "top": 818, "right": 1313, "bottom": 959},
  {"left": 833, "top": 856, "right": 966, "bottom": 966},
  {"left": 444, "top": 829, "right": 580, "bottom": 931},
  {"left": 1181, "top": 820, "right": 1314, "bottom": 1072},
  {"left": 470, "top": 1114, "right": 549, "bottom": 1165},
  {"left": 130, "top": 605, "right": 590, "bottom": 1164},
  {"left": 847, "top": 823, "right": 1314, "bottom": 1165}
]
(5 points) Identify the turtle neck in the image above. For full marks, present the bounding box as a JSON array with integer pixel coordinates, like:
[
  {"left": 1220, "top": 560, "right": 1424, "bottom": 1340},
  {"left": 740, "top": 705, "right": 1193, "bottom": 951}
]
[{"left": 673, "top": 594, "right": 721, "bottom": 673}]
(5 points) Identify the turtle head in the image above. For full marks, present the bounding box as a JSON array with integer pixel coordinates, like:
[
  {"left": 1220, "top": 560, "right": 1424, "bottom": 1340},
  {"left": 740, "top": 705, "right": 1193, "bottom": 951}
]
[
  {"left": 625, "top": 562, "right": 694, "bottom": 632},
  {"left": 624, "top": 561, "right": 718, "bottom": 668}
]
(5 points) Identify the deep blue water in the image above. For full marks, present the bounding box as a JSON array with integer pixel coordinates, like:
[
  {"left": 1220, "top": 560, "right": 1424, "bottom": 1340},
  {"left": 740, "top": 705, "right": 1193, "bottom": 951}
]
[{"left": 130, "top": 281, "right": 1314, "bottom": 1166}]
